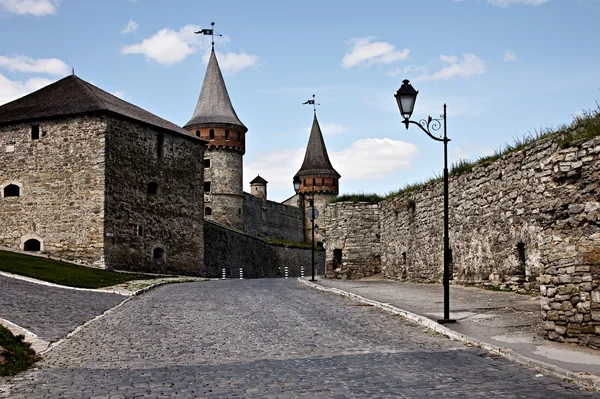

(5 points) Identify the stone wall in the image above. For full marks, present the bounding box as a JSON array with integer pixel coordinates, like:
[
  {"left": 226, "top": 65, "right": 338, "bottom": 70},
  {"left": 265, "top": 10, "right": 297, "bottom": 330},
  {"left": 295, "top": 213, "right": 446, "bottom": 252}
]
[
  {"left": 204, "top": 148, "right": 244, "bottom": 230},
  {"left": 0, "top": 116, "right": 106, "bottom": 266},
  {"left": 103, "top": 116, "right": 205, "bottom": 275},
  {"left": 204, "top": 220, "right": 324, "bottom": 279},
  {"left": 325, "top": 129, "right": 600, "bottom": 347},
  {"left": 325, "top": 202, "right": 381, "bottom": 279},
  {"left": 243, "top": 192, "right": 304, "bottom": 242}
]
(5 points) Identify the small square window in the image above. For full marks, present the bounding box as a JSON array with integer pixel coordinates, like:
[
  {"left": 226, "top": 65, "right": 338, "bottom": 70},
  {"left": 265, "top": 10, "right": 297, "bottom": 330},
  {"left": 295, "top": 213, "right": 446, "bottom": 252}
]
[
  {"left": 204, "top": 159, "right": 211, "bottom": 168},
  {"left": 31, "top": 125, "right": 40, "bottom": 140},
  {"left": 135, "top": 225, "right": 144, "bottom": 236},
  {"left": 204, "top": 182, "right": 211, "bottom": 192}
]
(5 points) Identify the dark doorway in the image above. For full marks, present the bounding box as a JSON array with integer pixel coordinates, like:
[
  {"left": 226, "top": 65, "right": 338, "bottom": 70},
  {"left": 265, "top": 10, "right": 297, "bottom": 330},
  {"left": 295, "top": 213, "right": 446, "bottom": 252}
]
[
  {"left": 153, "top": 247, "right": 165, "bottom": 264},
  {"left": 24, "top": 239, "right": 41, "bottom": 251},
  {"left": 333, "top": 249, "right": 342, "bottom": 270}
]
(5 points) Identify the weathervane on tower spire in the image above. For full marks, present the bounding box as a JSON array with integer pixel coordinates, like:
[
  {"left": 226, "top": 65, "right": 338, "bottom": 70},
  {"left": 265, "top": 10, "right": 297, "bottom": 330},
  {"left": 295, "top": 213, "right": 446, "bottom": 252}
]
[
  {"left": 302, "top": 94, "right": 320, "bottom": 114},
  {"left": 195, "top": 21, "right": 223, "bottom": 50}
]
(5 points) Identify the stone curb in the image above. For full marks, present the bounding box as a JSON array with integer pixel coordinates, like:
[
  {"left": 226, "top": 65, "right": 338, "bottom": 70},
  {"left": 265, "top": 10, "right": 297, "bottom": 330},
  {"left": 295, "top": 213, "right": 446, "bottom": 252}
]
[
  {"left": 0, "top": 271, "right": 129, "bottom": 295},
  {"left": 0, "top": 317, "right": 50, "bottom": 354},
  {"left": 298, "top": 278, "right": 600, "bottom": 392}
]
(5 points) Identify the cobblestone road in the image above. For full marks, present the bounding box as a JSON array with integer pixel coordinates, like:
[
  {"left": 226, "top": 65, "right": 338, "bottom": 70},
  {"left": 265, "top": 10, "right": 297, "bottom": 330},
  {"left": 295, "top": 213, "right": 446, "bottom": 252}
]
[
  {"left": 0, "top": 275, "right": 126, "bottom": 341},
  {"left": 2, "top": 279, "right": 598, "bottom": 398}
]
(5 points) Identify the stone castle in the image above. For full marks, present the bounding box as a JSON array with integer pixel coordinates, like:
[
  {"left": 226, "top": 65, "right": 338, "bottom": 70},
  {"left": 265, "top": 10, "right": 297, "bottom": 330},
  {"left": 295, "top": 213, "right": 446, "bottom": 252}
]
[{"left": 0, "top": 48, "right": 338, "bottom": 276}]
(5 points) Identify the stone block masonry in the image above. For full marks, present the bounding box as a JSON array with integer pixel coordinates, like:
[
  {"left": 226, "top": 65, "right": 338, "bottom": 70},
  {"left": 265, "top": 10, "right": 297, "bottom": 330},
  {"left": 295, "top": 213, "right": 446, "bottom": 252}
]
[
  {"left": 0, "top": 116, "right": 106, "bottom": 265},
  {"left": 325, "top": 127, "right": 600, "bottom": 347},
  {"left": 243, "top": 192, "right": 304, "bottom": 242},
  {"left": 205, "top": 220, "right": 324, "bottom": 279}
]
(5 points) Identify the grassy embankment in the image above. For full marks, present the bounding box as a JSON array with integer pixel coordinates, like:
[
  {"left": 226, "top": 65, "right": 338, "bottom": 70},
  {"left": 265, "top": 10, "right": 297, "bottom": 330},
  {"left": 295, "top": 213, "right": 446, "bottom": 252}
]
[
  {"left": 0, "top": 325, "right": 39, "bottom": 376},
  {"left": 332, "top": 105, "right": 600, "bottom": 204},
  {"left": 0, "top": 250, "right": 160, "bottom": 289}
]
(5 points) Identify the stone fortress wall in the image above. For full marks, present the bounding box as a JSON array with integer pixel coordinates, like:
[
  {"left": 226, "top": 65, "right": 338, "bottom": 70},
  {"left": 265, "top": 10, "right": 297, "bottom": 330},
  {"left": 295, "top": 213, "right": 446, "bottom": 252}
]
[
  {"left": 0, "top": 116, "right": 107, "bottom": 266},
  {"left": 103, "top": 117, "right": 206, "bottom": 275},
  {"left": 204, "top": 220, "right": 324, "bottom": 279},
  {"left": 325, "top": 129, "right": 600, "bottom": 347},
  {"left": 242, "top": 192, "right": 304, "bottom": 242}
]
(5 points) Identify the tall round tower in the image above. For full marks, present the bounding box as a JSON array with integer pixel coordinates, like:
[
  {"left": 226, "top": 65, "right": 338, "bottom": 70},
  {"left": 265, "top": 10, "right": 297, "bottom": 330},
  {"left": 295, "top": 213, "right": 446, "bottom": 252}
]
[
  {"left": 294, "top": 113, "right": 341, "bottom": 241},
  {"left": 184, "top": 49, "right": 247, "bottom": 230}
]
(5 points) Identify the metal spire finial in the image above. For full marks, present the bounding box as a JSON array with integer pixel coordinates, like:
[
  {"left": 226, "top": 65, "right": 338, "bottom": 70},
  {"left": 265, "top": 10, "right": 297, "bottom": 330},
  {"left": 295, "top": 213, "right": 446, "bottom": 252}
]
[
  {"left": 302, "top": 94, "right": 320, "bottom": 114},
  {"left": 195, "top": 21, "right": 223, "bottom": 51}
]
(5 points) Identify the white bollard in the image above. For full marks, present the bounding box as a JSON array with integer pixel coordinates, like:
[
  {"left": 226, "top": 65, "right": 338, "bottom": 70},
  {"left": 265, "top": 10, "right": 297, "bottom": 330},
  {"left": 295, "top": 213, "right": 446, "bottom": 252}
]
[
  {"left": 301, "top": 267, "right": 304, "bottom": 278},
  {"left": 240, "top": 268, "right": 243, "bottom": 280},
  {"left": 285, "top": 266, "right": 289, "bottom": 279},
  {"left": 222, "top": 268, "right": 226, "bottom": 280}
]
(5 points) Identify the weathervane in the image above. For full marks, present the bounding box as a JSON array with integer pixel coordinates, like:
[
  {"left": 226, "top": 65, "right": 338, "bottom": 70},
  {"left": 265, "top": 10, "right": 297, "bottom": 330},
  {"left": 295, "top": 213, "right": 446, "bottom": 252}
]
[
  {"left": 302, "top": 94, "right": 320, "bottom": 113},
  {"left": 195, "top": 21, "right": 223, "bottom": 50}
]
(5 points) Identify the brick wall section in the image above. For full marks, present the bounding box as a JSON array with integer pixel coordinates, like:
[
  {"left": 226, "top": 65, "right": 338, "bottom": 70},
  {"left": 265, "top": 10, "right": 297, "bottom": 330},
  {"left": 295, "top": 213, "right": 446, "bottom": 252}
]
[
  {"left": 103, "top": 117, "right": 205, "bottom": 275},
  {"left": 325, "top": 131, "right": 600, "bottom": 347},
  {"left": 204, "top": 220, "right": 324, "bottom": 278},
  {"left": 243, "top": 192, "right": 304, "bottom": 242},
  {"left": 0, "top": 116, "right": 106, "bottom": 266},
  {"left": 324, "top": 202, "right": 381, "bottom": 279}
]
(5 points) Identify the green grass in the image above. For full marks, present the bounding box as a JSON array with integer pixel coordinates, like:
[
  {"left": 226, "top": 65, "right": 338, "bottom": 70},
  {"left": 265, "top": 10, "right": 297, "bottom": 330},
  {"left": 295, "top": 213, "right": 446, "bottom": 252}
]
[
  {"left": 0, "top": 250, "right": 160, "bottom": 289},
  {"left": 330, "top": 192, "right": 384, "bottom": 204},
  {"left": 0, "top": 325, "right": 40, "bottom": 376}
]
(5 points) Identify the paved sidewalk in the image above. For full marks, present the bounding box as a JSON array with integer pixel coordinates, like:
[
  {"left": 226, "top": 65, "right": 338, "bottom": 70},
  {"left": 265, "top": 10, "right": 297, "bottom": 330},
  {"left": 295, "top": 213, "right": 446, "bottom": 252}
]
[{"left": 312, "top": 277, "right": 600, "bottom": 388}]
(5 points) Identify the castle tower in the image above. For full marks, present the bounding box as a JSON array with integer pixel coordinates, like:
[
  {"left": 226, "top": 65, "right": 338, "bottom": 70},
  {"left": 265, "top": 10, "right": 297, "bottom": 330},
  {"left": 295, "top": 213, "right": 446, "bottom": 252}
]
[
  {"left": 250, "top": 175, "right": 268, "bottom": 200},
  {"left": 294, "top": 113, "right": 340, "bottom": 241},
  {"left": 184, "top": 49, "right": 247, "bottom": 230}
]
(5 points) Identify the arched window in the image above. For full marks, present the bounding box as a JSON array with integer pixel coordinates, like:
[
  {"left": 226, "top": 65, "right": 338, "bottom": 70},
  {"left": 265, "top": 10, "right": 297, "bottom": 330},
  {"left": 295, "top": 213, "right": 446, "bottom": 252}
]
[
  {"left": 153, "top": 247, "right": 165, "bottom": 263},
  {"left": 321, "top": 178, "right": 325, "bottom": 186},
  {"left": 209, "top": 129, "right": 215, "bottom": 140},
  {"left": 147, "top": 182, "right": 159, "bottom": 195},
  {"left": 225, "top": 129, "right": 229, "bottom": 141},
  {"left": 24, "top": 239, "right": 41, "bottom": 251},
  {"left": 196, "top": 130, "right": 201, "bottom": 137},
  {"left": 303, "top": 179, "right": 306, "bottom": 186},
  {"left": 204, "top": 181, "right": 211, "bottom": 192},
  {"left": 312, "top": 178, "right": 316, "bottom": 187},
  {"left": 237, "top": 131, "right": 241, "bottom": 141},
  {"left": 3, "top": 184, "right": 20, "bottom": 197},
  {"left": 205, "top": 207, "right": 212, "bottom": 216}
]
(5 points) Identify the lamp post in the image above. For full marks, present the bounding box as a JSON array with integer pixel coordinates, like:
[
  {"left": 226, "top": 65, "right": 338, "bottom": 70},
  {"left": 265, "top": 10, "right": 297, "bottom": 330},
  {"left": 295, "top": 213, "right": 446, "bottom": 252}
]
[
  {"left": 394, "top": 79, "right": 455, "bottom": 324},
  {"left": 294, "top": 177, "right": 319, "bottom": 281}
]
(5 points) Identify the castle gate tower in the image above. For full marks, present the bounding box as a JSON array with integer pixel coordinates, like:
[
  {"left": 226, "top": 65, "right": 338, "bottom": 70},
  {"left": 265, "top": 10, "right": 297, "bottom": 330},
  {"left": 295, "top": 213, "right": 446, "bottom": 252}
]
[
  {"left": 183, "top": 49, "right": 247, "bottom": 230},
  {"left": 294, "top": 113, "right": 340, "bottom": 241}
]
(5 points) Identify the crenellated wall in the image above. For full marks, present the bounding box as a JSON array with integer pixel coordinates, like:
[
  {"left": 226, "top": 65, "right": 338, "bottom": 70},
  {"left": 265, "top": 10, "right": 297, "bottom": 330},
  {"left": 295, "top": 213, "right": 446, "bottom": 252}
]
[
  {"left": 325, "top": 128, "right": 600, "bottom": 347},
  {"left": 242, "top": 192, "right": 304, "bottom": 242}
]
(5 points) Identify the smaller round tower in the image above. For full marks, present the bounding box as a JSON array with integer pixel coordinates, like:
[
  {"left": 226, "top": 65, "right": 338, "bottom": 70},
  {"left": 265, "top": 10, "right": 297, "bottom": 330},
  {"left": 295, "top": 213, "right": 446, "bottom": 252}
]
[
  {"left": 294, "top": 113, "right": 340, "bottom": 241},
  {"left": 250, "top": 175, "right": 268, "bottom": 200}
]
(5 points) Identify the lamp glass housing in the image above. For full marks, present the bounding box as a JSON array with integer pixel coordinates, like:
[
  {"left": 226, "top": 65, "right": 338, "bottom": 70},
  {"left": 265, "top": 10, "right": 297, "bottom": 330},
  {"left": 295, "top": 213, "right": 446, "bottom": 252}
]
[
  {"left": 395, "top": 79, "right": 418, "bottom": 120},
  {"left": 293, "top": 177, "right": 301, "bottom": 192}
]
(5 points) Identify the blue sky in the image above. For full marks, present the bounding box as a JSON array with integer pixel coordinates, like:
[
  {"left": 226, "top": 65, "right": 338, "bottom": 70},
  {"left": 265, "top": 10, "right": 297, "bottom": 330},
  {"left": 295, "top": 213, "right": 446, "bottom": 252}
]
[{"left": 1, "top": 0, "right": 599, "bottom": 202}]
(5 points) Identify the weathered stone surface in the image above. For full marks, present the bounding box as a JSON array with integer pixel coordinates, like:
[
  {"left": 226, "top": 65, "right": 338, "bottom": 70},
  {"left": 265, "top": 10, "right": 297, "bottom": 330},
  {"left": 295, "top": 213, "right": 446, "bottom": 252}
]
[
  {"left": 324, "top": 128, "right": 600, "bottom": 348},
  {"left": 243, "top": 192, "right": 304, "bottom": 242}
]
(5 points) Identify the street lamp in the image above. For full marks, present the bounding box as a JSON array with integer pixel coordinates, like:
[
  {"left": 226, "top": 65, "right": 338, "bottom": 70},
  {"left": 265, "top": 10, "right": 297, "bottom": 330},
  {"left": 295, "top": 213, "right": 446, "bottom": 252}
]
[
  {"left": 394, "top": 79, "right": 455, "bottom": 324},
  {"left": 293, "top": 177, "right": 319, "bottom": 281}
]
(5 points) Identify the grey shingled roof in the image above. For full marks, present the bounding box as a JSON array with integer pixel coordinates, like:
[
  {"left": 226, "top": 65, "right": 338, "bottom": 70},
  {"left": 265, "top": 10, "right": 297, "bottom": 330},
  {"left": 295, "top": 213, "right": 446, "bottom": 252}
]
[
  {"left": 250, "top": 175, "right": 268, "bottom": 184},
  {"left": 294, "top": 114, "right": 340, "bottom": 179},
  {"left": 0, "top": 75, "right": 194, "bottom": 137},
  {"left": 183, "top": 50, "right": 247, "bottom": 132}
]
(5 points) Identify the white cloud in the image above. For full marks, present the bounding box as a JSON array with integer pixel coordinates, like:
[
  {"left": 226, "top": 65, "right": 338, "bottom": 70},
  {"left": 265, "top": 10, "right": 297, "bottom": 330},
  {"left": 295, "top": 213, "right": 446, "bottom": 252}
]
[
  {"left": 0, "top": 73, "right": 53, "bottom": 105},
  {"left": 112, "top": 90, "right": 126, "bottom": 99},
  {"left": 0, "top": 0, "right": 57, "bottom": 15},
  {"left": 121, "top": 24, "right": 203, "bottom": 65},
  {"left": 331, "top": 138, "right": 418, "bottom": 180},
  {"left": 503, "top": 49, "right": 518, "bottom": 62},
  {"left": 202, "top": 51, "right": 258, "bottom": 74},
  {"left": 488, "top": 0, "right": 550, "bottom": 7},
  {"left": 417, "top": 53, "right": 485, "bottom": 81},
  {"left": 120, "top": 19, "right": 138, "bottom": 35},
  {"left": 245, "top": 138, "right": 418, "bottom": 193},
  {"left": 342, "top": 37, "right": 409, "bottom": 69},
  {"left": 0, "top": 55, "right": 68, "bottom": 75}
]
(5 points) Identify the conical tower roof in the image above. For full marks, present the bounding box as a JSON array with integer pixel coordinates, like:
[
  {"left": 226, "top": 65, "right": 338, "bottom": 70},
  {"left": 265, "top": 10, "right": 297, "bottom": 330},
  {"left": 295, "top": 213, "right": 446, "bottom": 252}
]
[
  {"left": 294, "top": 114, "right": 340, "bottom": 179},
  {"left": 184, "top": 49, "right": 247, "bottom": 132}
]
